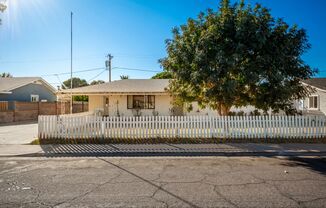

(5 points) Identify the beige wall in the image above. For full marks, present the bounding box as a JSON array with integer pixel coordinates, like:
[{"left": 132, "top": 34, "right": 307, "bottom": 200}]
[
  {"left": 184, "top": 102, "right": 269, "bottom": 116},
  {"left": 89, "top": 94, "right": 279, "bottom": 117},
  {"left": 88, "top": 94, "right": 173, "bottom": 116},
  {"left": 88, "top": 95, "right": 104, "bottom": 113},
  {"left": 302, "top": 88, "right": 326, "bottom": 115}
]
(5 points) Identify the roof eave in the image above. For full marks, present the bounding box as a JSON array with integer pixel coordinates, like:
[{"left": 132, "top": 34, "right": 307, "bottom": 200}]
[
  {"left": 0, "top": 91, "right": 12, "bottom": 94},
  {"left": 57, "top": 91, "right": 170, "bottom": 95},
  {"left": 301, "top": 82, "right": 326, "bottom": 93}
]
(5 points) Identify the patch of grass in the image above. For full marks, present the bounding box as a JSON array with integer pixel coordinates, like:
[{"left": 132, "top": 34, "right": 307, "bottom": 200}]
[
  {"left": 30, "top": 138, "right": 40, "bottom": 145},
  {"left": 30, "top": 137, "right": 326, "bottom": 145}
]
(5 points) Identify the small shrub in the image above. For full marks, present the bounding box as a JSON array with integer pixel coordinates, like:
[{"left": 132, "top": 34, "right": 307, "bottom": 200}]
[
  {"left": 249, "top": 110, "right": 261, "bottom": 116},
  {"left": 228, "top": 111, "right": 236, "bottom": 116}
]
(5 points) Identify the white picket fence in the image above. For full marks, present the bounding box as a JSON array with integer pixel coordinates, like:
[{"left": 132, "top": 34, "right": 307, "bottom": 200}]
[{"left": 38, "top": 115, "right": 326, "bottom": 140}]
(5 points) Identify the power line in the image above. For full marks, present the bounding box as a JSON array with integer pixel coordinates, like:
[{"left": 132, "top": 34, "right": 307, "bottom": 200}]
[
  {"left": 41, "top": 67, "right": 105, "bottom": 77},
  {"left": 55, "top": 74, "right": 66, "bottom": 89},
  {"left": 0, "top": 53, "right": 163, "bottom": 64},
  {"left": 88, "top": 69, "right": 107, "bottom": 82},
  {"left": 112, "top": 67, "right": 161, "bottom": 73}
]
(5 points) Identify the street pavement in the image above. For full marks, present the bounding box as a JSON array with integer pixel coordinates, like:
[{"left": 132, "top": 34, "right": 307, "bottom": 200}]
[
  {"left": 0, "top": 156, "right": 325, "bottom": 208},
  {"left": 0, "top": 122, "right": 38, "bottom": 144}
]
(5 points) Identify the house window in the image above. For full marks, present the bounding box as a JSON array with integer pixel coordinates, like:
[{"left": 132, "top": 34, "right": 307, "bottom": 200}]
[
  {"left": 31, "top": 95, "right": 39, "bottom": 102},
  {"left": 308, "top": 95, "right": 318, "bottom": 109},
  {"left": 127, "top": 95, "right": 155, "bottom": 109}
]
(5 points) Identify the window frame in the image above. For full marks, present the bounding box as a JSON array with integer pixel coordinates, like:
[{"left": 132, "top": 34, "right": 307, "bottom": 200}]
[
  {"left": 31, "top": 94, "right": 39, "bottom": 102},
  {"left": 308, "top": 95, "right": 318, "bottom": 110},
  {"left": 127, "top": 95, "right": 155, "bottom": 110}
]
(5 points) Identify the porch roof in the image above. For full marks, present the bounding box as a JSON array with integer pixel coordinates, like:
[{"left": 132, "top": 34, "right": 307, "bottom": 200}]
[{"left": 57, "top": 79, "right": 170, "bottom": 95}]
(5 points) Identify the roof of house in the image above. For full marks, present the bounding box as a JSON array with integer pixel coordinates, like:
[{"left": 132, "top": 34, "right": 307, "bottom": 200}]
[
  {"left": 58, "top": 79, "right": 170, "bottom": 95},
  {"left": 0, "top": 77, "right": 56, "bottom": 94},
  {"left": 302, "top": 78, "right": 326, "bottom": 91}
]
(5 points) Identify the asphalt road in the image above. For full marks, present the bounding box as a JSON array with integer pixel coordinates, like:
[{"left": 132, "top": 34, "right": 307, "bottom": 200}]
[
  {"left": 0, "top": 122, "right": 37, "bottom": 144},
  {"left": 0, "top": 156, "right": 325, "bottom": 208}
]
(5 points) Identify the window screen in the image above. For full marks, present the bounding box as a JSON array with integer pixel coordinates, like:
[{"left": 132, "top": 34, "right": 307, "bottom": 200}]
[
  {"left": 127, "top": 95, "right": 155, "bottom": 109},
  {"left": 309, "top": 96, "right": 318, "bottom": 109}
]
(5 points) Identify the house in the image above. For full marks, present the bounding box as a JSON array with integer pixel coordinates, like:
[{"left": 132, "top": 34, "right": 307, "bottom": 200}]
[
  {"left": 300, "top": 78, "right": 326, "bottom": 115},
  {"left": 58, "top": 79, "right": 174, "bottom": 116},
  {"left": 57, "top": 79, "right": 262, "bottom": 116},
  {"left": 0, "top": 77, "right": 57, "bottom": 102}
]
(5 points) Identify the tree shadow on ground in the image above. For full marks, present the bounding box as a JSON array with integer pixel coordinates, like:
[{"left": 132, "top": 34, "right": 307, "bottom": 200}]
[{"left": 280, "top": 157, "right": 326, "bottom": 175}]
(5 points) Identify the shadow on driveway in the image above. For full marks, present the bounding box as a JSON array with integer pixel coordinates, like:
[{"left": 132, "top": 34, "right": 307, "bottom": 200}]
[{"left": 280, "top": 157, "right": 326, "bottom": 175}]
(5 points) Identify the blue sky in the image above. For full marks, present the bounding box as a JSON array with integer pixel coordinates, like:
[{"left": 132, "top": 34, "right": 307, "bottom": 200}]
[{"left": 0, "top": 0, "right": 325, "bottom": 88}]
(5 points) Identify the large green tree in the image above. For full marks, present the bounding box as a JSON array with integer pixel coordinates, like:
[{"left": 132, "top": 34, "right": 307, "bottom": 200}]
[
  {"left": 160, "top": 0, "right": 316, "bottom": 115},
  {"left": 62, "top": 77, "right": 89, "bottom": 102},
  {"left": 62, "top": 77, "right": 88, "bottom": 89}
]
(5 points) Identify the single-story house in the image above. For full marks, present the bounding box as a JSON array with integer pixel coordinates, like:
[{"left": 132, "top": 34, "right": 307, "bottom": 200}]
[
  {"left": 299, "top": 78, "right": 326, "bottom": 115},
  {"left": 57, "top": 79, "right": 262, "bottom": 116},
  {"left": 0, "top": 77, "right": 57, "bottom": 102},
  {"left": 58, "top": 79, "right": 173, "bottom": 116}
]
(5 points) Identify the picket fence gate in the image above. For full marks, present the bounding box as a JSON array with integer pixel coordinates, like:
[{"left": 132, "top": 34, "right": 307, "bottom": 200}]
[{"left": 38, "top": 115, "right": 326, "bottom": 140}]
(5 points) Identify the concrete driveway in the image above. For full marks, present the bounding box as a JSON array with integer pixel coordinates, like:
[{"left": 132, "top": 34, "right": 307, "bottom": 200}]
[{"left": 0, "top": 122, "right": 38, "bottom": 144}]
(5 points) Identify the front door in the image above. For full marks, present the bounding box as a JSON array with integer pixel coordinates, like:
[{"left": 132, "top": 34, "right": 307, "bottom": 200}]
[{"left": 103, "top": 96, "right": 109, "bottom": 116}]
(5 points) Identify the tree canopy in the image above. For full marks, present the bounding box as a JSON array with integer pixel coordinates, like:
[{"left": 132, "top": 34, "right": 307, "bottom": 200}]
[
  {"left": 160, "top": 0, "right": 316, "bottom": 115},
  {"left": 62, "top": 77, "right": 88, "bottom": 89},
  {"left": 0, "top": 72, "right": 13, "bottom": 78},
  {"left": 152, "top": 71, "right": 172, "bottom": 79},
  {"left": 120, "top": 75, "right": 129, "bottom": 80},
  {"left": 0, "top": 2, "right": 6, "bottom": 25},
  {"left": 90, "top": 80, "right": 105, "bottom": 85}
]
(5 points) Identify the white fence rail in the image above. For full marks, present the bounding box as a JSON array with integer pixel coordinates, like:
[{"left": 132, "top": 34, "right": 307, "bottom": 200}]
[{"left": 38, "top": 115, "right": 326, "bottom": 140}]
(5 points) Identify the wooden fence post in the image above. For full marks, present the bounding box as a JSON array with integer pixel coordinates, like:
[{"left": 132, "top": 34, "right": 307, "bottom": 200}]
[{"left": 13, "top": 101, "right": 16, "bottom": 122}]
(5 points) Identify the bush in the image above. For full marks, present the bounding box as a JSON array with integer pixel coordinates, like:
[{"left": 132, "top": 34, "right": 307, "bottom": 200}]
[{"left": 249, "top": 110, "right": 261, "bottom": 116}]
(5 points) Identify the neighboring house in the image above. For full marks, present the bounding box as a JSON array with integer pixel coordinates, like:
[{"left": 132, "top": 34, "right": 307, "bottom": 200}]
[
  {"left": 0, "top": 77, "right": 57, "bottom": 102},
  {"left": 300, "top": 78, "right": 326, "bottom": 115},
  {"left": 57, "top": 79, "right": 263, "bottom": 116}
]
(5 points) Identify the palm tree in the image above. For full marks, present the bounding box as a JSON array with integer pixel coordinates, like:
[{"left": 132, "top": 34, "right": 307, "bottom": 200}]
[{"left": 120, "top": 75, "right": 129, "bottom": 80}]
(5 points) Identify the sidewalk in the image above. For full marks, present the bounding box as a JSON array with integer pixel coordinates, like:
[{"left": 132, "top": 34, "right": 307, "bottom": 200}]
[{"left": 1, "top": 143, "right": 326, "bottom": 157}]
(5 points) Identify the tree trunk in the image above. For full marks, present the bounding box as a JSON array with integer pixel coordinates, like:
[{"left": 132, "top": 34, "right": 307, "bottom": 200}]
[
  {"left": 216, "top": 103, "right": 231, "bottom": 116},
  {"left": 216, "top": 103, "right": 231, "bottom": 138}
]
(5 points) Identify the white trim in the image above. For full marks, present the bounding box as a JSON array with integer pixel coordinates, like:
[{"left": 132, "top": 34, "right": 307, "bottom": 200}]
[
  {"left": 57, "top": 92, "right": 169, "bottom": 96},
  {"left": 0, "top": 91, "right": 12, "bottom": 94}
]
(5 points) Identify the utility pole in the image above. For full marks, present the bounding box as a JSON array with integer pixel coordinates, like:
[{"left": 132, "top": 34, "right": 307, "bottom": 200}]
[
  {"left": 105, "top": 54, "right": 113, "bottom": 82},
  {"left": 70, "top": 12, "right": 73, "bottom": 114}
]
